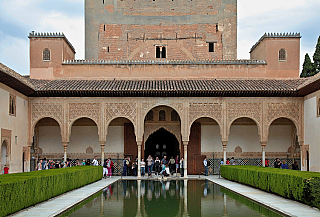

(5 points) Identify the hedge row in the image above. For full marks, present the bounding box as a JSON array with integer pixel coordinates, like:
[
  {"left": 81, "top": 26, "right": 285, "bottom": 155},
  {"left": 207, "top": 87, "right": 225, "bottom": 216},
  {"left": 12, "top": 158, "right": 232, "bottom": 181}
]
[
  {"left": 220, "top": 165, "right": 320, "bottom": 210},
  {"left": 0, "top": 166, "right": 103, "bottom": 217}
]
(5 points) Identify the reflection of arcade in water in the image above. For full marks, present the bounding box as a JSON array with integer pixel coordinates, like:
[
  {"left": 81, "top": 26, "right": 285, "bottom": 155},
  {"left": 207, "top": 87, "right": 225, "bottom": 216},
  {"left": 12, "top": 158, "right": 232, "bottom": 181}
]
[{"left": 68, "top": 180, "right": 281, "bottom": 217}]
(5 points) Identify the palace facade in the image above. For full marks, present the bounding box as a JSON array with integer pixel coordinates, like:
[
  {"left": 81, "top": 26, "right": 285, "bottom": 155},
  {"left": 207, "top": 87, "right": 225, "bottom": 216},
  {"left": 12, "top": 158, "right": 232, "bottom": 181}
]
[{"left": 1, "top": 0, "right": 320, "bottom": 176}]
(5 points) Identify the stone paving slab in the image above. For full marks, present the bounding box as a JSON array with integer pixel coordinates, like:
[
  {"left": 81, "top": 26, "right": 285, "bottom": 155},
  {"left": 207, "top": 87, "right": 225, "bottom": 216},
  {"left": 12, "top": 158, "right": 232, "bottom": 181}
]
[
  {"left": 206, "top": 176, "right": 320, "bottom": 217},
  {"left": 11, "top": 177, "right": 120, "bottom": 217}
]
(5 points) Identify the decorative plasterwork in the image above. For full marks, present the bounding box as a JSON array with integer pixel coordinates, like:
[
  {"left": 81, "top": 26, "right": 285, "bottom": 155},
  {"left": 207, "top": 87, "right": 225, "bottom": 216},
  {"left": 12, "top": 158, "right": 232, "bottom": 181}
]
[
  {"left": 68, "top": 103, "right": 101, "bottom": 125},
  {"left": 106, "top": 103, "right": 137, "bottom": 125},
  {"left": 144, "top": 124, "right": 182, "bottom": 145},
  {"left": 31, "top": 103, "right": 63, "bottom": 127},
  {"left": 189, "top": 103, "right": 222, "bottom": 125}
]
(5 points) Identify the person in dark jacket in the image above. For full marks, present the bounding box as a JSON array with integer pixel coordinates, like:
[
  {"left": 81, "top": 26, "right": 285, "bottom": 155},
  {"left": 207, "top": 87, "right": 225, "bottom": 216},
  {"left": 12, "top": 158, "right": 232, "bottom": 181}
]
[
  {"left": 274, "top": 158, "right": 281, "bottom": 168},
  {"left": 292, "top": 161, "right": 299, "bottom": 170},
  {"left": 103, "top": 160, "right": 108, "bottom": 179}
]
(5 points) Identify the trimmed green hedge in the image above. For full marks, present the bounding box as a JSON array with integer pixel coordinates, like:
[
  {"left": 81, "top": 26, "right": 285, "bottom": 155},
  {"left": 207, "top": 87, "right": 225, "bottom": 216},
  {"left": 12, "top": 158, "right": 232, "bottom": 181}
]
[
  {"left": 0, "top": 166, "right": 103, "bottom": 217},
  {"left": 221, "top": 165, "right": 320, "bottom": 210}
]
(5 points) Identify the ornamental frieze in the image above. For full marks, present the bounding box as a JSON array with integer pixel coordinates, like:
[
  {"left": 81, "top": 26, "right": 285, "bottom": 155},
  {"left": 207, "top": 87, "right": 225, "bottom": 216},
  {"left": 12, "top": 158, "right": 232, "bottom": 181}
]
[
  {"left": 267, "top": 102, "right": 300, "bottom": 125},
  {"left": 227, "top": 102, "right": 262, "bottom": 125},
  {"left": 106, "top": 103, "right": 137, "bottom": 123},
  {"left": 68, "top": 103, "right": 101, "bottom": 125},
  {"left": 32, "top": 103, "right": 63, "bottom": 125},
  {"left": 189, "top": 103, "right": 222, "bottom": 124}
]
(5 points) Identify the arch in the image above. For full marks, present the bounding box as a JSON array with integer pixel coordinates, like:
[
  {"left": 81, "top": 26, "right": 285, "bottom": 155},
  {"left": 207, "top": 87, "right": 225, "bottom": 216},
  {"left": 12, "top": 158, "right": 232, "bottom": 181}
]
[
  {"left": 146, "top": 110, "right": 154, "bottom": 121},
  {"left": 279, "top": 48, "right": 286, "bottom": 61},
  {"left": 189, "top": 116, "right": 222, "bottom": 139},
  {"left": 105, "top": 116, "right": 136, "bottom": 139},
  {"left": 1, "top": 140, "right": 8, "bottom": 171},
  {"left": 43, "top": 48, "right": 51, "bottom": 61},
  {"left": 159, "top": 110, "right": 166, "bottom": 121},
  {"left": 171, "top": 110, "right": 179, "bottom": 121},
  {"left": 68, "top": 116, "right": 100, "bottom": 140},
  {"left": 142, "top": 104, "right": 183, "bottom": 124},
  {"left": 144, "top": 125, "right": 181, "bottom": 146},
  {"left": 32, "top": 116, "right": 63, "bottom": 138},
  {"left": 227, "top": 116, "right": 261, "bottom": 138},
  {"left": 267, "top": 116, "right": 300, "bottom": 141}
]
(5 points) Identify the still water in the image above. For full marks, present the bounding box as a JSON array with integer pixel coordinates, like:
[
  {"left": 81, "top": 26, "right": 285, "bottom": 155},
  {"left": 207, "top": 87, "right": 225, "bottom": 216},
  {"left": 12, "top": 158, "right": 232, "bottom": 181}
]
[{"left": 62, "top": 180, "right": 282, "bottom": 217}]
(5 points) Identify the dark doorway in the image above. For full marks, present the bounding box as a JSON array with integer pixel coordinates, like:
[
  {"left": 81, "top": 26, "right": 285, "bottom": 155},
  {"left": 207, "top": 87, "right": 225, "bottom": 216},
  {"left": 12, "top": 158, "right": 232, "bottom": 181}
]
[
  {"left": 145, "top": 128, "right": 179, "bottom": 159},
  {"left": 307, "top": 151, "right": 310, "bottom": 171}
]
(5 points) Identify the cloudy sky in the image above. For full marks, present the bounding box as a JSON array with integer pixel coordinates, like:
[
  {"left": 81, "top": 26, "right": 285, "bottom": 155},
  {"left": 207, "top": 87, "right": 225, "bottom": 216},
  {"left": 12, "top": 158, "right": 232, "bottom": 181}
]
[{"left": 0, "top": 0, "right": 319, "bottom": 75}]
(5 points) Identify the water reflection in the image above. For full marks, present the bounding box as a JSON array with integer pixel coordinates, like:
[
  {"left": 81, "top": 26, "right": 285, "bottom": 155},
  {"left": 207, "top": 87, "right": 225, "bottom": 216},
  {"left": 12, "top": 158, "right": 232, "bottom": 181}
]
[{"left": 65, "top": 180, "right": 281, "bottom": 217}]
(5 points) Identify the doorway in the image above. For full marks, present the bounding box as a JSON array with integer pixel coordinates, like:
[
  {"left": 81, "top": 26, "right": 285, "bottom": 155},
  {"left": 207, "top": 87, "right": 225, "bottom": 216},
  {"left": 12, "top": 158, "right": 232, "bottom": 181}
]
[{"left": 145, "top": 128, "right": 179, "bottom": 159}]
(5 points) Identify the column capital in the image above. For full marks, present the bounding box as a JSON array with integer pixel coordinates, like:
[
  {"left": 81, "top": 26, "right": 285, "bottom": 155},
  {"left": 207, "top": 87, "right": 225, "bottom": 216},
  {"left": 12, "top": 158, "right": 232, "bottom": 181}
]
[
  {"left": 62, "top": 142, "right": 69, "bottom": 147},
  {"left": 260, "top": 142, "right": 267, "bottom": 147},
  {"left": 27, "top": 142, "right": 32, "bottom": 147},
  {"left": 136, "top": 140, "right": 143, "bottom": 146},
  {"left": 182, "top": 141, "right": 189, "bottom": 146},
  {"left": 299, "top": 141, "right": 304, "bottom": 147},
  {"left": 222, "top": 141, "right": 228, "bottom": 147},
  {"left": 100, "top": 141, "right": 106, "bottom": 146}
]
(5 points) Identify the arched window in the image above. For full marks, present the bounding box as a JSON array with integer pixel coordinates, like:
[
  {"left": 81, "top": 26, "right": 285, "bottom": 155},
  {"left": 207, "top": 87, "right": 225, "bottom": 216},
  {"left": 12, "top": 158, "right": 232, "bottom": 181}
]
[
  {"left": 317, "top": 97, "right": 320, "bottom": 117},
  {"left": 159, "top": 110, "right": 166, "bottom": 121},
  {"left": 9, "top": 94, "right": 16, "bottom": 116},
  {"left": 146, "top": 110, "right": 154, "bottom": 121},
  {"left": 171, "top": 110, "right": 179, "bottom": 121},
  {"left": 279, "top": 49, "right": 286, "bottom": 61},
  {"left": 43, "top": 48, "right": 51, "bottom": 61}
]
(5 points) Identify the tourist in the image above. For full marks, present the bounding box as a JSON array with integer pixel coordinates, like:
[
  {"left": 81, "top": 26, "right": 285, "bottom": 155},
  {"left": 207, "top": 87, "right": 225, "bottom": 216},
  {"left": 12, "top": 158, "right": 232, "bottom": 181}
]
[
  {"left": 292, "top": 161, "right": 299, "bottom": 170},
  {"left": 122, "top": 157, "right": 127, "bottom": 176},
  {"left": 42, "top": 158, "right": 47, "bottom": 170},
  {"left": 107, "top": 158, "right": 112, "bottom": 178},
  {"left": 48, "top": 160, "right": 54, "bottom": 169},
  {"left": 265, "top": 158, "right": 270, "bottom": 167},
  {"left": 103, "top": 159, "right": 108, "bottom": 179},
  {"left": 154, "top": 157, "right": 161, "bottom": 176},
  {"left": 226, "top": 158, "right": 230, "bottom": 165},
  {"left": 82, "top": 159, "right": 86, "bottom": 166},
  {"left": 274, "top": 158, "right": 281, "bottom": 168},
  {"left": 220, "top": 158, "right": 224, "bottom": 165},
  {"left": 180, "top": 157, "right": 184, "bottom": 177},
  {"left": 3, "top": 164, "right": 9, "bottom": 174},
  {"left": 169, "top": 156, "right": 175, "bottom": 175},
  {"left": 230, "top": 157, "right": 235, "bottom": 165},
  {"left": 203, "top": 157, "right": 208, "bottom": 176},
  {"left": 161, "top": 156, "right": 167, "bottom": 165},
  {"left": 92, "top": 156, "right": 99, "bottom": 166},
  {"left": 147, "top": 155, "right": 153, "bottom": 177},
  {"left": 37, "top": 159, "right": 42, "bottom": 170},
  {"left": 164, "top": 164, "right": 170, "bottom": 177},
  {"left": 126, "top": 157, "right": 131, "bottom": 176},
  {"left": 175, "top": 155, "right": 179, "bottom": 174},
  {"left": 76, "top": 159, "right": 80, "bottom": 166},
  {"left": 141, "top": 158, "right": 146, "bottom": 176},
  {"left": 281, "top": 160, "right": 289, "bottom": 169},
  {"left": 66, "top": 158, "right": 71, "bottom": 167},
  {"left": 132, "top": 160, "right": 137, "bottom": 176},
  {"left": 86, "top": 159, "right": 91, "bottom": 166},
  {"left": 55, "top": 161, "right": 60, "bottom": 169}
]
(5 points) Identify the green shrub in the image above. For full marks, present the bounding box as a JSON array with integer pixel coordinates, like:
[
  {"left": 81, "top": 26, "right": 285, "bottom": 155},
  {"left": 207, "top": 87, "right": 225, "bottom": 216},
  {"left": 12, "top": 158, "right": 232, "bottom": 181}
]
[
  {"left": 221, "top": 166, "right": 320, "bottom": 210},
  {"left": 0, "top": 166, "right": 103, "bottom": 217}
]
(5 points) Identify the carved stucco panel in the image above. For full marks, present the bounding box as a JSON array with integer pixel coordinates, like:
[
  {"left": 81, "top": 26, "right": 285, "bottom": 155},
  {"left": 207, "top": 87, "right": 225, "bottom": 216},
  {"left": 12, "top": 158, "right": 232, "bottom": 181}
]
[
  {"left": 227, "top": 102, "right": 262, "bottom": 127},
  {"left": 105, "top": 103, "right": 137, "bottom": 125},
  {"left": 144, "top": 124, "right": 181, "bottom": 145},
  {"left": 189, "top": 103, "right": 222, "bottom": 126},
  {"left": 31, "top": 103, "right": 63, "bottom": 127},
  {"left": 267, "top": 103, "right": 300, "bottom": 124},
  {"left": 68, "top": 103, "right": 101, "bottom": 125}
]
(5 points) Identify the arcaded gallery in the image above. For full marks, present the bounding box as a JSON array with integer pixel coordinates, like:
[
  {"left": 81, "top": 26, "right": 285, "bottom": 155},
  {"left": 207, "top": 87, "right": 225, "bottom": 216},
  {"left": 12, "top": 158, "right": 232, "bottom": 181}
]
[{"left": 1, "top": 0, "right": 320, "bottom": 176}]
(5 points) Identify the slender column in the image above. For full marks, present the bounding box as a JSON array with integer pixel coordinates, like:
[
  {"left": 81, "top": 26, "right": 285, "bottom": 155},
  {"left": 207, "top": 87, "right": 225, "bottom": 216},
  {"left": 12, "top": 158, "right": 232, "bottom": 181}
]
[
  {"left": 100, "top": 141, "right": 106, "bottom": 164},
  {"left": 63, "top": 142, "right": 68, "bottom": 165},
  {"left": 261, "top": 142, "right": 267, "bottom": 167},
  {"left": 299, "top": 141, "right": 304, "bottom": 171},
  {"left": 222, "top": 141, "right": 228, "bottom": 165},
  {"left": 27, "top": 142, "right": 32, "bottom": 172},
  {"left": 183, "top": 141, "right": 188, "bottom": 178},
  {"left": 137, "top": 180, "right": 142, "bottom": 216},
  {"left": 137, "top": 141, "right": 142, "bottom": 178}
]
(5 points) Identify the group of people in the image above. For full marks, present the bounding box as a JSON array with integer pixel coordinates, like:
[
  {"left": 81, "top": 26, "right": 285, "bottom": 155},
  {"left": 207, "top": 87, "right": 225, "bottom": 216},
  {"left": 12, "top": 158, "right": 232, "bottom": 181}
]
[
  {"left": 274, "top": 158, "right": 299, "bottom": 170},
  {"left": 102, "top": 158, "right": 114, "bottom": 178},
  {"left": 122, "top": 155, "right": 184, "bottom": 177}
]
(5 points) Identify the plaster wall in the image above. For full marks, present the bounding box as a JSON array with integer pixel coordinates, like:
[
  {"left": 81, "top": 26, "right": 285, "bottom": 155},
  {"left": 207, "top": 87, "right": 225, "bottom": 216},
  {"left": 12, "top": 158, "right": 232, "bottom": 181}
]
[
  {"left": 228, "top": 125, "right": 261, "bottom": 152},
  {"left": 267, "top": 125, "right": 293, "bottom": 152},
  {"left": 201, "top": 125, "right": 221, "bottom": 153},
  {"left": 69, "top": 126, "right": 100, "bottom": 154},
  {"left": 38, "top": 126, "right": 63, "bottom": 153},
  {"left": 0, "top": 83, "right": 29, "bottom": 173},
  {"left": 105, "top": 126, "right": 124, "bottom": 153},
  {"left": 304, "top": 91, "right": 320, "bottom": 172}
]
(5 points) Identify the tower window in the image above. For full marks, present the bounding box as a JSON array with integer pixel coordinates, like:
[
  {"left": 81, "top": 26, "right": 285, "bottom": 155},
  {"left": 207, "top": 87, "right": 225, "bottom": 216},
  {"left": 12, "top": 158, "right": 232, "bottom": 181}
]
[
  {"left": 208, "top": 42, "right": 215, "bottom": 52},
  {"left": 43, "top": 48, "right": 50, "bottom": 61},
  {"left": 159, "top": 110, "right": 166, "bottom": 121},
  {"left": 279, "top": 49, "right": 286, "bottom": 61},
  {"left": 103, "top": 25, "right": 106, "bottom": 31},
  {"left": 9, "top": 94, "right": 16, "bottom": 116},
  {"left": 107, "top": 46, "right": 109, "bottom": 52},
  {"left": 156, "top": 46, "right": 166, "bottom": 58}
]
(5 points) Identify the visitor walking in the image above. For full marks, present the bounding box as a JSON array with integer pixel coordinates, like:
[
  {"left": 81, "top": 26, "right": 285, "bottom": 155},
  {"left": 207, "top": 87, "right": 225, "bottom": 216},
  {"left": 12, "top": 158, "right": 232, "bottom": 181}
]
[
  {"left": 175, "top": 155, "right": 179, "bottom": 174},
  {"left": 42, "top": 158, "right": 48, "bottom": 170},
  {"left": 55, "top": 161, "right": 60, "bottom": 169},
  {"left": 37, "top": 159, "right": 42, "bottom": 170},
  {"left": 265, "top": 158, "right": 270, "bottom": 167},
  {"left": 180, "top": 157, "right": 184, "bottom": 177},
  {"left": 154, "top": 157, "right": 161, "bottom": 176},
  {"left": 292, "top": 161, "right": 299, "bottom": 170},
  {"left": 147, "top": 155, "right": 153, "bottom": 177},
  {"left": 122, "top": 157, "right": 127, "bottom": 176},
  {"left": 141, "top": 158, "right": 146, "bottom": 176},
  {"left": 274, "top": 158, "right": 281, "bottom": 168},
  {"left": 92, "top": 156, "right": 99, "bottom": 166},
  {"left": 107, "top": 158, "right": 112, "bottom": 177},
  {"left": 86, "top": 159, "right": 91, "bottom": 166},
  {"left": 3, "top": 164, "right": 9, "bottom": 174},
  {"left": 230, "top": 157, "right": 235, "bottom": 165},
  {"left": 169, "top": 156, "right": 175, "bottom": 175},
  {"left": 103, "top": 159, "right": 108, "bottom": 179},
  {"left": 281, "top": 160, "right": 289, "bottom": 169},
  {"left": 82, "top": 159, "right": 86, "bottom": 166},
  {"left": 203, "top": 157, "right": 208, "bottom": 176},
  {"left": 132, "top": 160, "right": 137, "bottom": 176}
]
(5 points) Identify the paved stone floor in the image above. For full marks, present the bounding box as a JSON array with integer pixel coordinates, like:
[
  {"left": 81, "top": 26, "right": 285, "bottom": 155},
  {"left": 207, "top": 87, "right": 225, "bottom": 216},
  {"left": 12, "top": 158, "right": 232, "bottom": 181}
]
[{"left": 11, "top": 175, "right": 320, "bottom": 217}]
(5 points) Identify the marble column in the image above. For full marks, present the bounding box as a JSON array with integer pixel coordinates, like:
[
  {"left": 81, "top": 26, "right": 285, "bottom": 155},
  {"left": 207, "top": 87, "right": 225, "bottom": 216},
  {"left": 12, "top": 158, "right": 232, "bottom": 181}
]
[
  {"left": 137, "top": 141, "right": 142, "bottom": 178},
  {"left": 183, "top": 141, "right": 188, "bottom": 178},
  {"left": 27, "top": 142, "right": 32, "bottom": 172},
  {"left": 100, "top": 141, "right": 106, "bottom": 164},
  {"left": 261, "top": 142, "right": 267, "bottom": 167},
  {"left": 222, "top": 141, "right": 228, "bottom": 165},
  {"left": 299, "top": 141, "right": 304, "bottom": 171},
  {"left": 63, "top": 142, "right": 68, "bottom": 165}
]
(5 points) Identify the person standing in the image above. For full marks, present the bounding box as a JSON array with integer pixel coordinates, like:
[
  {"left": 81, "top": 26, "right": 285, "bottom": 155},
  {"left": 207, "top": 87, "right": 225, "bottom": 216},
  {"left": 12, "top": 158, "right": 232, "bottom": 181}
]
[
  {"left": 147, "top": 155, "right": 153, "bottom": 177},
  {"left": 3, "top": 165, "right": 9, "bottom": 174},
  {"left": 154, "top": 157, "right": 161, "bottom": 176},
  {"left": 141, "top": 158, "right": 146, "bottom": 176},
  {"left": 281, "top": 160, "right": 289, "bottom": 169},
  {"left": 180, "top": 157, "right": 184, "bottom": 177},
  {"left": 169, "top": 156, "right": 175, "bottom": 175},
  {"left": 230, "top": 157, "right": 235, "bottom": 165},
  {"left": 37, "top": 159, "right": 42, "bottom": 170},
  {"left": 292, "top": 161, "right": 299, "bottom": 170},
  {"left": 42, "top": 158, "right": 47, "bottom": 170},
  {"left": 161, "top": 156, "right": 167, "bottom": 165},
  {"left": 132, "top": 160, "right": 137, "bottom": 176},
  {"left": 122, "top": 157, "right": 127, "bottom": 176},
  {"left": 274, "top": 158, "right": 281, "bottom": 168},
  {"left": 175, "top": 155, "right": 180, "bottom": 174},
  {"left": 107, "top": 158, "right": 112, "bottom": 178},
  {"left": 203, "top": 157, "right": 208, "bottom": 176},
  {"left": 103, "top": 159, "right": 108, "bottom": 179},
  {"left": 92, "top": 156, "right": 99, "bottom": 166}
]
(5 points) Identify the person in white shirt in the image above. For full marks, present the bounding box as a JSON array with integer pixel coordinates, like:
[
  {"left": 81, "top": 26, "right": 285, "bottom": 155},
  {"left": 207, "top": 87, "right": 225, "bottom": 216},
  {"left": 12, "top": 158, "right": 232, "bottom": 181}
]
[
  {"left": 92, "top": 156, "right": 99, "bottom": 166},
  {"left": 141, "top": 159, "right": 146, "bottom": 176},
  {"left": 203, "top": 157, "right": 208, "bottom": 176}
]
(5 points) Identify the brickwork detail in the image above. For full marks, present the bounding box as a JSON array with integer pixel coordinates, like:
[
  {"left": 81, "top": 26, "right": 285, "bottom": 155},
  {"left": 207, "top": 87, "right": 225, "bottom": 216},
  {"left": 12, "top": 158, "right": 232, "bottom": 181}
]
[
  {"left": 189, "top": 103, "right": 222, "bottom": 124},
  {"left": 32, "top": 103, "right": 63, "bottom": 126},
  {"left": 106, "top": 103, "right": 137, "bottom": 124},
  {"left": 68, "top": 103, "right": 100, "bottom": 125}
]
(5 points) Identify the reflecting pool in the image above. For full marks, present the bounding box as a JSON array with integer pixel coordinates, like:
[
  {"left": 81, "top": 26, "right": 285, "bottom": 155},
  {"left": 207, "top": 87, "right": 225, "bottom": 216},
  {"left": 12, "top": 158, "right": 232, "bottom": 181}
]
[{"left": 62, "top": 180, "right": 282, "bottom": 217}]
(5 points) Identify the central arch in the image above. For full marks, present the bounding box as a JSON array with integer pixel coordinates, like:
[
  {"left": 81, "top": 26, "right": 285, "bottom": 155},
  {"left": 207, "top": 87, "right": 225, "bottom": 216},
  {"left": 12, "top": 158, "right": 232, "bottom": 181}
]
[{"left": 145, "top": 128, "right": 179, "bottom": 159}]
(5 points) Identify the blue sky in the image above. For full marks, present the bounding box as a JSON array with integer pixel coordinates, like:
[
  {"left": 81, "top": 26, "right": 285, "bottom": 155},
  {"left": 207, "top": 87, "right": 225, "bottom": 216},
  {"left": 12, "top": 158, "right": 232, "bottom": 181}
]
[{"left": 0, "top": 0, "right": 319, "bottom": 75}]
